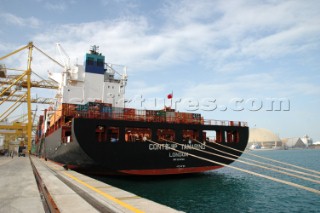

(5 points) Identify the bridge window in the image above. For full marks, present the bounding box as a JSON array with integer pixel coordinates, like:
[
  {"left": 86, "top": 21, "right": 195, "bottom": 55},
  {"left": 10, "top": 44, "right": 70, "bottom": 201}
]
[
  {"left": 97, "top": 59, "right": 104, "bottom": 67},
  {"left": 86, "top": 57, "right": 94, "bottom": 65}
]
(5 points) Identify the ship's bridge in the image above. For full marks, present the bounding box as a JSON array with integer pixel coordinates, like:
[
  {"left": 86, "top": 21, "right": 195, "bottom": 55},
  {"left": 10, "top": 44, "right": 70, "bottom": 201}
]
[{"left": 59, "top": 46, "right": 127, "bottom": 108}]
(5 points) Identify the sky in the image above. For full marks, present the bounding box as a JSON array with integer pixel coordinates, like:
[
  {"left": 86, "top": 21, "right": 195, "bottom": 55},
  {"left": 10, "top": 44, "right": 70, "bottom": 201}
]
[{"left": 0, "top": 0, "right": 319, "bottom": 141}]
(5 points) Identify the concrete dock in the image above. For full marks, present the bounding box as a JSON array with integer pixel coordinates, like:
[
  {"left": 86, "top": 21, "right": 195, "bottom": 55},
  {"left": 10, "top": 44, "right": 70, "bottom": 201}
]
[
  {"left": 0, "top": 155, "right": 182, "bottom": 213},
  {"left": 0, "top": 156, "right": 44, "bottom": 212}
]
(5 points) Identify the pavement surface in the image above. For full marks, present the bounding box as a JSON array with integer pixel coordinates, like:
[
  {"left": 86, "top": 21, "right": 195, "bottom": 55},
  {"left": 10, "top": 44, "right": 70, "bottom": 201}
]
[
  {"left": 0, "top": 155, "right": 183, "bottom": 213},
  {"left": 0, "top": 156, "right": 44, "bottom": 213}
]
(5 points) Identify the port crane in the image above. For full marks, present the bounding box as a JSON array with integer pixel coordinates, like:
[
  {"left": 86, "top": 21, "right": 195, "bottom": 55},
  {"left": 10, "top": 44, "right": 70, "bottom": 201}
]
[{"left": 0, "top": 42, "right": 62, "bottom": 152}]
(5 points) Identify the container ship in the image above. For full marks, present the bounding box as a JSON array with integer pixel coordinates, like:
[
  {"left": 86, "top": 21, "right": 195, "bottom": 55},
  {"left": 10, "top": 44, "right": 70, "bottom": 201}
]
[{"left": 35, "top": 46, "right": 249, "bottom": 175}]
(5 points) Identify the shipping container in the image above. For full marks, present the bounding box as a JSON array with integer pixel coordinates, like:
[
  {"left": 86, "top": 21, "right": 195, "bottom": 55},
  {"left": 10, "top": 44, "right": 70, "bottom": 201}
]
[
  {"left": 101, "top": 105, "right": 112, "bottom": 113},
  {"left": 88, "top": 102, "right": 101, "bottom": 112},
  {"left": 154, "top": 110, "right": 166, "bottom": 122},
  {"left": 166, "top": 111, "right": 175, "bottom": 117},
  {"left": 192, "top": 113, "right": 201, "bottom": 119},
  {"left": 166, "top": 111, "right": 176, "bottom": 122},
  {"left": 112, "top": 107, "right": 124, "bottom": 119},
  {"left": 135, "top": 110, "right": 147, "bottom": 121},
  {"left": 75, "top": 103, "right": 89, "bottom": 112},
  {"left": 62, "top": 103, "right": 77, "bottom": 116},
  {"left": 136, "top": 109, "right": 146, "bottom": 116},
  {"left": 124, "top": 108, "right": 136, "bottom": 115},
  {"left": 113, "top": 107, "right": 124, "bottom": 114},
  {"left": 155, "top": 110, "right": 166, "bottom": 116},
  {"left": 146, "top": 110, "right": 156, "bottom": 116}
]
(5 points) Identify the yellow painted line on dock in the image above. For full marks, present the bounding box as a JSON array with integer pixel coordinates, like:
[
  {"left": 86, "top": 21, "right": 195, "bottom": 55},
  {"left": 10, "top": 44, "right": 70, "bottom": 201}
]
[{"left": 63, "top": 172, "right": 144, "bottom": 213}]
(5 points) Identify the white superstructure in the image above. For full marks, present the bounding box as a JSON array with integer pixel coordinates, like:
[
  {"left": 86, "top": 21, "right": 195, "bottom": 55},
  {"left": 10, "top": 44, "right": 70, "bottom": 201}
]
[{"left": 49, "top": 45, "right": 128, "bottom": 107}]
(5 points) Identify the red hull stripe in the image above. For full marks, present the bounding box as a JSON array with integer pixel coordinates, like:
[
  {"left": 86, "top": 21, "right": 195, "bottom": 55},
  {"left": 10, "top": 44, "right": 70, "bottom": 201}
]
[
  {"left": 119, "top": 166, "right": 223, "bottom": 175},
  {"left": 43, "top": 158, "right": 223, "bottom": 175}
]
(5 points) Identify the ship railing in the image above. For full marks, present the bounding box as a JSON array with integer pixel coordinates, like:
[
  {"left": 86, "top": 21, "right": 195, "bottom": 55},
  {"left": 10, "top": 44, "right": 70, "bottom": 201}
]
[
  {"left": 69, "top": 111, "right": 247, "bottom": 127},
  {"left": 203, "top": 120, "right": 248, "bottom": 127}
]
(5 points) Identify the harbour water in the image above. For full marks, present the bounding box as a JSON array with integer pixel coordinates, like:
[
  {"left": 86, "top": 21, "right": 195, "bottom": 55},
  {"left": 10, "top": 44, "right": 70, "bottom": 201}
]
[{"left": 95, "top": 149, "right": 320, "bottom": 213}]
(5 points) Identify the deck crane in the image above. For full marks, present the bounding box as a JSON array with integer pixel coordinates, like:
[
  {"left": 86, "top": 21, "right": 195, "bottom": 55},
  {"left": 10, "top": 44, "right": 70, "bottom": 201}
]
[{"left": 56, "top": 43, "right": 71, "bottom": 71}]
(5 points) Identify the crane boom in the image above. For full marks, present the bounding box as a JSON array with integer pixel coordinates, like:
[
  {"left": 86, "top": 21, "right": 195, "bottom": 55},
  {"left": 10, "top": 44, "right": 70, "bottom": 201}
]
[
  {"left": 0, "top": 95, "right": 55, "bottom": 104},
  {"left": 0, "top": 75, "right": 59, "bottom": 89},
  {"left": 56, "top": 43, "right": 71, "bottom": 70}
]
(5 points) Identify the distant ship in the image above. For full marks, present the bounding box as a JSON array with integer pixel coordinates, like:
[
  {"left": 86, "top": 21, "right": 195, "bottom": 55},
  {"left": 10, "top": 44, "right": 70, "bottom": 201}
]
[
  {"left": 35, "top": 46, "right": 249, "bottom": 175},
  {"left": 249, "top": 144, "right": 282, "bottom": 151}
]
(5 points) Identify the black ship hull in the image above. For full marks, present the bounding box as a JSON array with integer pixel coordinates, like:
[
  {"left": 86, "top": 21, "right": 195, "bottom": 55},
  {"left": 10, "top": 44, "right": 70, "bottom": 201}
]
[{"left": 40, "top": 118, "right": 249, "bottom": 175}]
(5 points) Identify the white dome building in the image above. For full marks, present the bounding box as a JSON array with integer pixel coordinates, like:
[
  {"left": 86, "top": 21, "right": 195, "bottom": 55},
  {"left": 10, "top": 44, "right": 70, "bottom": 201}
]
[{"left": 248, "top": 128, "right": 282, "bottom": 149}]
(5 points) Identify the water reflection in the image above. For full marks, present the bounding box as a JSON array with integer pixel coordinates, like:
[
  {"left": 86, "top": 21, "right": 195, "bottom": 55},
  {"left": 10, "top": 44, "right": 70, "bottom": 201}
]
[
  {"left": 91, "top": 150, "right": 320, "bottom": 213},
  {"left": 94, "top": 171, "right": 255, "bottom": 213}
]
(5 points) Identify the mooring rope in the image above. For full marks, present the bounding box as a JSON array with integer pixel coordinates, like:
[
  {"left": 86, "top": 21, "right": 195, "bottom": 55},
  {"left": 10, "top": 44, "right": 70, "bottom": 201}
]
[
  {"left": 147, "top": 140, "right": 320, "bottom": 195},
  {"left": 191, "top": 140, "right": 320, "bottom": 180},
  {"left": 211, "top": 141, "right": 320, "bottom": 176},
  {"left": 163, "top": 139, "right": 320, "bottom": 185}
]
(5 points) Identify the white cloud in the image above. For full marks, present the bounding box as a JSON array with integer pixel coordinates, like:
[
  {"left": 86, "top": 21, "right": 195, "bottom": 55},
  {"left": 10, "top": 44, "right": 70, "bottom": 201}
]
[
  {"left": 179, "top": 70, "right": 320, "bottom": 106},
  {"left": 20, "top": 0, "right": 318, "bottom": 78},
  {"left": 1, "top": 0, "right": 310, "bottom": 112},
  {"left": 241, "top": 22, "right": 320, "bottom": 59},
  {"left": 0, "top": 13, "right": 41, "bottom": 28},
  {"left": 44, "top": 2, "right": 67, "bottom": 11},
  {"left": 2, "top": 1, "right": 318, "bottom": 85}
]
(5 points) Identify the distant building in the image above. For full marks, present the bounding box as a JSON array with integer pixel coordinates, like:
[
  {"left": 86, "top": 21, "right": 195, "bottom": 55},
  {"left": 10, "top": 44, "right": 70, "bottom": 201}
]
[
  {"left": 300, "top": 135, "right": 313, "bottom": 147},
  {"left": 248, "top": 128, "right": 282, "bottom": 149},
  {"left": 309, "top": 141, "right": 320, "bottom": 149},
  {"left": 283, "top": 137, "right": 306, "bottom": 149}
]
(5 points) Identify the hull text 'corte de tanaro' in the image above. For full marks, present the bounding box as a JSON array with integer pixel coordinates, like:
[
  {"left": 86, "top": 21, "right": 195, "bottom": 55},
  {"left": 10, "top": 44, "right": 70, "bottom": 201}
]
[{"left": 35, "top": 46, "right": 249, "bottom": 175}]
